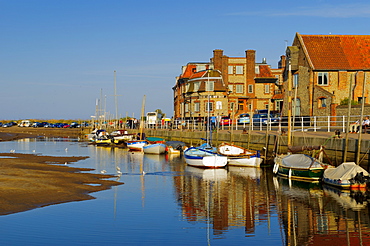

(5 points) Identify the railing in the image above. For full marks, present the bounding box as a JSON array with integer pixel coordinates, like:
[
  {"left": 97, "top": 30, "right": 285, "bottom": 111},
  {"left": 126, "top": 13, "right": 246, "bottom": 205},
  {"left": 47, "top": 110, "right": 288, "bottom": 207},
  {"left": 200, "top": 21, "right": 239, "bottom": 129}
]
[{"left": 124, "top": 115, "right": 369, "bottom": 133}]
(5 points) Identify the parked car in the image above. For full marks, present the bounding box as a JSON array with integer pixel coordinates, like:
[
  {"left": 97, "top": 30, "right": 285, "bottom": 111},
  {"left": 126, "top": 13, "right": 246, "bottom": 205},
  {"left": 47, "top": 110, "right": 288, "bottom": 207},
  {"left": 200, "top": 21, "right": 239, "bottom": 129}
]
[
  {"left": 44, "top": 123, "right": 53, "bottom": 128},
  {"left": 3, "top": 122, "right": 16, "bottom": 127},
  {"left": 252, "top": 113, "right": 279, "bottom": 126},
  {"left": 32, "top": 122, "right": 44, "bottom": 127},
  {"left": 237, "top": 113, "right": 250, "bottom": 125},
  {"left": 219, "top": 116, "right": 232, "bottom": 126},
  {"left": 70, "top": 122, "right": 80, "bottom": 128}
]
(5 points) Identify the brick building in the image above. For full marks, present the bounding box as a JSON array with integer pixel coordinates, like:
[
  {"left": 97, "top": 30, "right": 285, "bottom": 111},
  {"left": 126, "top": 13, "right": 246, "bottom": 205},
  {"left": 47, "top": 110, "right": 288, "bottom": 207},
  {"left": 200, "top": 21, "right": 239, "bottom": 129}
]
[
  {"left": 173, "top": 50, "right": 283, "bottom": 119},
  {"left": 281, "top": 33, "right": 370, "bottom": 117}
]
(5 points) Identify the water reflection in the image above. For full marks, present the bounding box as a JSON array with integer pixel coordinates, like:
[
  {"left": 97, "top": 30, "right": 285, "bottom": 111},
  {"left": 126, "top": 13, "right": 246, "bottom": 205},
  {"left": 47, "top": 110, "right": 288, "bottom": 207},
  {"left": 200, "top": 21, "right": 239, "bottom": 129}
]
[
  {"left": 1, "top": 139, "right": 370, "bottom": 245},
  {"left": 274, "top": 177, "right": 370, "bottom": 245}
]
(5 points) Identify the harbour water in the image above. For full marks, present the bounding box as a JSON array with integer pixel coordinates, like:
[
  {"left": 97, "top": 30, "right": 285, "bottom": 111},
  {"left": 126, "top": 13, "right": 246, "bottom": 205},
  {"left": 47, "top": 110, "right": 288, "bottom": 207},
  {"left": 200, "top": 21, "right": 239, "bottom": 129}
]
[{"left": 0, "top": 138, "right": 370, "bottom": 245}]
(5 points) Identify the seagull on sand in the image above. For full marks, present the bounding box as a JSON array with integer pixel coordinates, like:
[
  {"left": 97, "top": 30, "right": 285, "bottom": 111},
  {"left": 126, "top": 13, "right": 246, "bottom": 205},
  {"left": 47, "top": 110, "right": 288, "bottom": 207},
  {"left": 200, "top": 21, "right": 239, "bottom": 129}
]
[{"left": 100, "top": 170, "right": 107, "bottom": 174}]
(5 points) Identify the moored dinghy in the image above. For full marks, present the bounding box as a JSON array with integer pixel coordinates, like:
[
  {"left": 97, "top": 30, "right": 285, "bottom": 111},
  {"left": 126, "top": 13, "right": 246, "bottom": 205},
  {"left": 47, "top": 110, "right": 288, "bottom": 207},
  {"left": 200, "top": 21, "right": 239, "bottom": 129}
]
[
  {"left": 273, "top": 146, "right": 333, "bottom": 181},
  {"left": 184, "top": 143, "right": 227, "bottom": 168},
  {"left": 323, "top": 162, "right": 370, "bottom": 189},
  {"left": 143, "top": 143, "right": 166, "bottom": 154},
  {"left": 217, "top": 142, "right": 263, "bottom": 167},
  {"left": 127, "top": 140, "right": 148, "bottom": 151}
]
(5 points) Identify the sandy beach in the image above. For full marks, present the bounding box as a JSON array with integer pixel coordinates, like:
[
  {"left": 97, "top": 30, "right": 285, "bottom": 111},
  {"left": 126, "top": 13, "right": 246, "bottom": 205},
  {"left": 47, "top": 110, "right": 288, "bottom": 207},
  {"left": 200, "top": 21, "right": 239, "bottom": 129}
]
[{"left": 0, "top": 127, "right": 122, "bottom": 215}]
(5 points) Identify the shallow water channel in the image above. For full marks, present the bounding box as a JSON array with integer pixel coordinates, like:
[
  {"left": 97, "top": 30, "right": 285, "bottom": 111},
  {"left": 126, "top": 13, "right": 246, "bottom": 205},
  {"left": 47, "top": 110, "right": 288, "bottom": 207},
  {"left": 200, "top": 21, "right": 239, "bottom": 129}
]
[{"left": 0, "top": 138, "right": 370, "bottom": 245}]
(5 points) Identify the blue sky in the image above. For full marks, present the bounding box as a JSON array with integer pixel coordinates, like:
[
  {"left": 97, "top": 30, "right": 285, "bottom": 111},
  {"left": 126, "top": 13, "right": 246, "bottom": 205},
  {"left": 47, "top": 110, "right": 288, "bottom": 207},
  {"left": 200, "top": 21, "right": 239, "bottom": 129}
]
[{"left": 1, "top": 0, "right": 370, "bottom": 120}]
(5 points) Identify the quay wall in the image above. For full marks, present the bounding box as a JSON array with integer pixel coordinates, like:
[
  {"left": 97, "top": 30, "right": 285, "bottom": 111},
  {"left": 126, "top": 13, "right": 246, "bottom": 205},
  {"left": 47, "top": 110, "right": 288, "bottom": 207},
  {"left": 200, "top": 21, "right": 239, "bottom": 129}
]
[{"left": 138, "top": 129, "right": 370, "bottom": 168}]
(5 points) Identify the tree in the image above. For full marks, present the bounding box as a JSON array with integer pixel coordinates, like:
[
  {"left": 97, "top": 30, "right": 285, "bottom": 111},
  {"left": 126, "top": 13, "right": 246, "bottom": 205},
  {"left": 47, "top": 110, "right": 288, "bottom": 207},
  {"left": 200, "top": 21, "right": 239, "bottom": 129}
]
[{"left": 155, "top": 109, "right": 165, "bottom": 119}]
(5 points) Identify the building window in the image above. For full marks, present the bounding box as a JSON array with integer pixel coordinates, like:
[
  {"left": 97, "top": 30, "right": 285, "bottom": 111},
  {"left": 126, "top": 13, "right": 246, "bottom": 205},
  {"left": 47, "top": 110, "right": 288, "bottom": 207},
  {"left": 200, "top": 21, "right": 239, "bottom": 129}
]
[
  {"left": 194, "top": 82, "right": 200, "bottom": 92},
  {"left": 264, "top": 84, "right": 270, "bottom": 94},
  {"left": 248, "top": 84, "right": 253, "bottom": 93},
  {"left": 194, "top": 102, "right": 200, "bottom": 112},
  {"left": 228, "top": 66, "right": 233, "bottom": 74},
  {"left": 255, "top": 66, "right": 260, "bottom": 74},
  {"left": 359, "top": 97, "right": 366, "bottom": 104},
  {"left": 248, "top": 104, "right": 252, "bottom": 111},
  {"left": 236, "top": 66, "right": 243, "bottom": 74},
  {"left": 293, "top": 74, "right": 299, "bottom": 88},
  {"left": 186, "top": 83, "right": 190, "bottom": 92},
  {"left": 238, "top": 101, "right": 244, "bottom": 111},
  {"left": 216, "top": 101, "right": 222, "bottom": 110},
  {"left": 206, "top": 81, "right": 214, "bottom": 91},
  {"left": 206, "top": 102, "right": 213, "bottom": 112},
  {"left": 319, "top": 97, "right": 327, "bottom": 108},
  {"left": 236, "top": 84, "right": 243, "bottom": 93},
  {"left": 184, "top": 103, "right": 189, "bottom": 113},
  {"left": 318, "top": 72, "right": 328, "bottom": 85},
  {"left": 228, "top": 84, "right": 233, "bottom": 93}
]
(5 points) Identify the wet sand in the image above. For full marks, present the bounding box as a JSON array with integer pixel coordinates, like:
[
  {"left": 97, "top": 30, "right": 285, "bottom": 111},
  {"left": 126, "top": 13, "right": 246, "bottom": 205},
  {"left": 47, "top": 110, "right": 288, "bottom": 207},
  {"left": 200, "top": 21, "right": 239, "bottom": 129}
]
[{"left": 0, "top": 128, "right": 122, "bottom": 215}]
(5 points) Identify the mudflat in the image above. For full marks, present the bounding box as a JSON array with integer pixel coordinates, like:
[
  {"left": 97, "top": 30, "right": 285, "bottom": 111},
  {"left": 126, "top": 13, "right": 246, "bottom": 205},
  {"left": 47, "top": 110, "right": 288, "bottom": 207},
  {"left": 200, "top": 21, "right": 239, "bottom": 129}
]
[{"left": 0, "top": 127, "right": 122, "bottom": 215}]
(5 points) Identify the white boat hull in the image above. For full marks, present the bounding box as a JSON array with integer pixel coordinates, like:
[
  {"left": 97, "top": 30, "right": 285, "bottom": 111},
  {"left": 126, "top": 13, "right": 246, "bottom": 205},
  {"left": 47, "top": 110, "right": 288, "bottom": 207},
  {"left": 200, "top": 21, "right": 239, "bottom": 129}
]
[
  {"left": 185, "top": 155, "right": 227, "bottom": 168},
  {"left": 127, "top": 140, "right": 148, "bottom": 151},
  {"left": 143, "top": 143, "right": 166, "bottom": 154},
  {"left": 227, "top": 156, "right": 263, "bottom": 167}
]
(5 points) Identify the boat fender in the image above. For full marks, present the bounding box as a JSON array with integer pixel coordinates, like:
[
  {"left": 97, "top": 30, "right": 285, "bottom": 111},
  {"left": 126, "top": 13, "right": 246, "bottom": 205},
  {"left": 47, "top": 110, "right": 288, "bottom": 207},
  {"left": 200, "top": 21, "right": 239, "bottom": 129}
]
[
  {"left": 257, "top": 150, "right": 261, "bottom": 158},
  {"left": 273, "top": 163, "right": 279, "bottom": 174}
]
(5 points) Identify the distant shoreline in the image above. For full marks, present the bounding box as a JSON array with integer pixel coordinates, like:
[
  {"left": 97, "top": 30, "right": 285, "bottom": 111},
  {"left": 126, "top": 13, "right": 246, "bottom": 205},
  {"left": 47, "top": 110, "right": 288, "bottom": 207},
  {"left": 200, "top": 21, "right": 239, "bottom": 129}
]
[{"left": 0, "top": 127, "right": 86, "bottom": 141}]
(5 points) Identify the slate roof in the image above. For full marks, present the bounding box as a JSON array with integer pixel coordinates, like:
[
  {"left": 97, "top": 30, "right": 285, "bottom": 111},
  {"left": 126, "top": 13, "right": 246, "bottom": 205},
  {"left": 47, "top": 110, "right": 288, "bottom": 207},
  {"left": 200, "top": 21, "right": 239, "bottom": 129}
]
[{"left": 298, "top": 34, "right": 370, "bottom": 70}]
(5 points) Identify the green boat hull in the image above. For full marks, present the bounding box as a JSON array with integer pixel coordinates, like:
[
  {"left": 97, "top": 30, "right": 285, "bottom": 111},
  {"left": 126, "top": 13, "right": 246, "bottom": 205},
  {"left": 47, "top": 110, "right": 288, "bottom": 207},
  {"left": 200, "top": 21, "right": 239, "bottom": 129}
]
[{"left": 277, "top": 166, "right": 325, "bottom": 181}]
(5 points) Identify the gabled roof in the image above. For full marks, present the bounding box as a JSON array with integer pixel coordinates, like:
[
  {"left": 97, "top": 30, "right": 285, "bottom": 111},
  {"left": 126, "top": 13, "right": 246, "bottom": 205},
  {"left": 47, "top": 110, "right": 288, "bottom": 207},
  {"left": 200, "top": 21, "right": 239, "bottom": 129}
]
[{"left": 297, "top": 33, "right": 370, "bottom": 70}]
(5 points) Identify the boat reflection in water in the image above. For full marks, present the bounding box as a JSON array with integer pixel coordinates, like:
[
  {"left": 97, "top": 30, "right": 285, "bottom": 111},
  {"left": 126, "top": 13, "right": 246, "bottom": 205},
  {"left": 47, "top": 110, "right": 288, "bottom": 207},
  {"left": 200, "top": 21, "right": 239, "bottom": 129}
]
[
  {"left": 176, "top": 165, "right": 272, "bottom": 237},
  {"left": 273, "top": 176, "right": 370, "bottom": 245}
]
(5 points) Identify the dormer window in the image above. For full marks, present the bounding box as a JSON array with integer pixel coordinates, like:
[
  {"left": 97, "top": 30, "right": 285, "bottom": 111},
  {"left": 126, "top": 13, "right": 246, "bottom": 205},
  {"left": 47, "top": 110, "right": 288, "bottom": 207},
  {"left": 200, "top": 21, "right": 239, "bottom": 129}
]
[
  {"left": 205, "top": 81, "right": 214, "bottom": 91},
  {"left": 194, "top": 82, "right": 200, "bottom": 92}
]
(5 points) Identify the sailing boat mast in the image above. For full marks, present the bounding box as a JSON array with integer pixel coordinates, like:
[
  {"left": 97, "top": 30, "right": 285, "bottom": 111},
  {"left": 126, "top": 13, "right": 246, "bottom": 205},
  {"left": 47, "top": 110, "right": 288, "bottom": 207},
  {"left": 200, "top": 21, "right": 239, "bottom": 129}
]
[
  {"left": 344, "top": 75, "right": 354, "bottom": 162},
  {"left": 114, "top": 70, "right": 119, "bottom": 122},
  {"left": 139, "top": 95, "right": 146, "bottom": 140}
]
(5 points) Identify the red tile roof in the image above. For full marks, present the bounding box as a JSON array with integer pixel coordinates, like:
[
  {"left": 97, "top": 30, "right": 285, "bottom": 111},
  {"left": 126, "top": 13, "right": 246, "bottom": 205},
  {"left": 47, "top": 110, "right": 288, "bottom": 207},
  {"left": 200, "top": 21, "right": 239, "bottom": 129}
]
[
  {"left": 299, "top": 34, "right": 370, "bottom": 70},
  {"left": 256, "top": 65, "right": 274, "bottom": 78}
]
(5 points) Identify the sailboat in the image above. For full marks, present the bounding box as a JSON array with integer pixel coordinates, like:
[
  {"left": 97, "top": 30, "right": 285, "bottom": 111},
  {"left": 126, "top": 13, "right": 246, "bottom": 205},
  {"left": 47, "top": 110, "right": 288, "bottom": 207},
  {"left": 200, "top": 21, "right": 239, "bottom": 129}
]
[
  {"left": 184, "top": 72, "right": 227, "bottom": 168},
  {"left": 274, "top": 146, "right": 333, "bottom": 181},
  {"left": 127, "top": 95, "right": 148, "bottom": 151},
  {"left": 217, "top": 142, "right": 263, "bottom": 167}
]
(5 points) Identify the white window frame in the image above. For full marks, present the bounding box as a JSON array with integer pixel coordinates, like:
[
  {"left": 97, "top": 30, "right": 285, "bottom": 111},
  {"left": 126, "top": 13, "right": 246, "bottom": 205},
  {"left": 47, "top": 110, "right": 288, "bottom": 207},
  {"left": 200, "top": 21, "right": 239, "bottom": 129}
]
[
  {"left": 206, "top": 102, "right": 213, "bottom": 112},
  {"left": 228, "top": 66, "right": 233, "bottom": 74},
  {"left": 236, "top": 84, "right": 243, "bottom": 93},
  {"left": 206, "top": 81, "right": 214, "bottom": 92},
  {"left": 318, "top": 72, "right": 328, "bottom": 86},
  {"left": 236, "top": 66, "right": 243, "bottom": 74},
  {"left": 264, "top": 84, "right": 270, "bottom": 94},
  {"left": 194, "top": 82, "right": 200, "bottom": 92},
  {"left": 248, "top": 84, "right": 253, "bottom": 93},
  {"left": 216, "top": 101, "right": 222, "bottom": 110},
  {"left": 184, "top": 103, "right": 189, "bottom": 113},
  {"left": 194, "top": 102, "right": 200, "bottom": 112}
]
